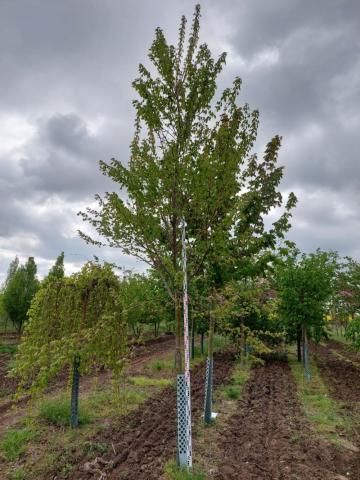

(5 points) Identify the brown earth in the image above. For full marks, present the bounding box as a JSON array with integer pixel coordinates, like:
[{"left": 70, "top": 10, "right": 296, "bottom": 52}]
[
  {"left": 316, "top": 341, "right": 360, "bottom": 479},
  {"left": 326, "top": 338, "right": 360, "bottom": 366},
  {"left": 214, "top": 357, "right": 348, "bottom": 480},
  {"left": 66, "top": 351, "right": 235, "bottom": 480}
]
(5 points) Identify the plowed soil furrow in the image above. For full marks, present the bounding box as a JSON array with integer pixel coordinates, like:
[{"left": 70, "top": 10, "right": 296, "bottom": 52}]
[
  {"left": 215, "top": 358, "right": 345, "bottom": 480},
  {"left": 317, "top": 342, "right": 360, "bottom": 479},
  {"left": 327, "top": 339, "right": 360, "bottom": 367},
  {"left": 316, "top": 342, "right": 360, "bottom": 407},
  {"left": 67, "top": 352, "right": 234, "bottom": 480}
]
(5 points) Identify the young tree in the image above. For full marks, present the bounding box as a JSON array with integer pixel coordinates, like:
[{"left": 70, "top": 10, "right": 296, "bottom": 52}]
[
  {"left": 44, "top": 252, "right": 65, "bottom": 284},
  {"left": 79, "top": 4, "right": 295, "bottom": 371},
  {"left": 121, "top": 272, "right": 171, "bottom": 340},
  {"left": 12, "top": 262, "right": 127, "bottom": 427},
  {"left": 79, "top": 4, "right": 296, "bottom": 464},
  {"left": 275, "top": 249, "right": 337, "bottom": 379},
  {"left": 3, "top": 257, "right": 39, "bottom": 332},
  {"left": 2, "top": 256, "right": 19, "bottom": 289}
]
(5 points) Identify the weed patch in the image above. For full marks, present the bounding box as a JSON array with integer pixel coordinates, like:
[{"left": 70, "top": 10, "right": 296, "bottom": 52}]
[
  {"left": 164, "top": 460, "right": 206, "bottom": 479},
  {"left": 129, "top": 376, "right": 173, "bottom": 387},
  {"left": 0, "top": 343, "right": 17, "bottom": 354},
  {"left": 1, "top": 428, "right": 37, "bottom": 461}
]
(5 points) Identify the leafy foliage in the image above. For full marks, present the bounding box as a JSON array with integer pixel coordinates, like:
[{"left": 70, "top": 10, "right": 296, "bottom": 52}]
[
  {"left": 2, "top": 257, "right": 39, "bottom": 332},
  {"left": 275, "top": 249, "right": 337, "bottom": 342},
  {"left": 43, "top": 251, "right": 65, "bottom": 285},
  {"left": 121, "top": 271, "right": 172, "bottom": 339},
  {"left": 345, "top": 316, "right": 360, "bottom": 350},
  {"left": 11, "top": 262, "right": 127, "bottom": 392},
  {"left": 79, "top": 5, "right": 296, "bottom": 372}
]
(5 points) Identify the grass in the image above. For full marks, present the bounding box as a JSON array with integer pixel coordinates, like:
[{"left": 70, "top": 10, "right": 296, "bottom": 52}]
[
  {"left": 9, "top": 468, "right": 27, "bottom": 480},
  {"left": 289, "top": 351, "right": 351, "bottom": 444},
  {"left": 0, "top": 343, "right": 17, "bottom": 354},
  {"left": 0, "top": 428, "right": 37, "bottom": 461},
  {"left": 223, "top": 385, "right": 241, "bottom": 399},
  {"left": 145, "top": 357, "right": 174, "bottom": 372},
  {"left": 38, "top": 396, "right": 91, "bottom": 427},
  {"left": 164, "top": 460, "right": 206, "bottom": 480},
  {"left": 222, "top": 360, "right": 251, "bottom": 400},
  {"left": 129, "top": 376, "right": 173, "bottom": 387}
]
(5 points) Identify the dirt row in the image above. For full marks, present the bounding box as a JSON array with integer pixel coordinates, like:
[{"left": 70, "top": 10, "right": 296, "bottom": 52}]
[
  {"left": 326, "top": 339, "right": 360, "bottom": 367},
  {"left": 316, "top": 340, "right": 360, "bottom": 479},
  {"left": 66, "top": 351, "right": 235, "bottom": 480},
  {"left": 214, "top": 357, "right": 348, "bottom": 480}
]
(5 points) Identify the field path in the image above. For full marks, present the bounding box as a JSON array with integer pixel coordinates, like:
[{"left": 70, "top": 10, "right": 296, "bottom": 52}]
[{"left": 215, "top": 357, "right": 346, "bottom": 480}]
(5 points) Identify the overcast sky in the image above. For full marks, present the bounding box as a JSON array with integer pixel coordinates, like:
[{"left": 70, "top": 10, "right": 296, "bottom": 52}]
[{"left": 0, "top": 0, "right": 359, "bottom": 281}]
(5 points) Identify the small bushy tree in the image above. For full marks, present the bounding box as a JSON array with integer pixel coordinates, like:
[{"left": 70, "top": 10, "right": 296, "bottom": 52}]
[
  {"left": 275, "top": 249, "right": 337, "bottom": 377},
  {"left": 3, "top": 257, "right": 39, "bottom": 332},
  {"left": 12, "top": 262, "right": 127, "bottom": 427}
]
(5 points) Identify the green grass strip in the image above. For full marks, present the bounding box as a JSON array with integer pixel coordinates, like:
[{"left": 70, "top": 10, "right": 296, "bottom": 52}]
[{"left": 289, "top": 352, "right": 351, "bottom": 445}]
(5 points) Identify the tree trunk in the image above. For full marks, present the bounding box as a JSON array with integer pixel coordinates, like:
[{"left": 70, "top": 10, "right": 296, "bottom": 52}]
[
  {"left": 200, "top": 332, "right": 204, "bottom": 355},
  {"left": 191, "top": 312, "right": 195, "bottom": 360},
  {"left": 71, "top": 356, "right": 80, "bottom": 428},
  {"left": 204, "top": 308, "right": 215, "bottom": 424},
  {"left": 240, "top": 317, "right": 245, "bottom": 366},
  {"left": 302, "top": 323, "right": 311, "bottom": 381},
  {"left": 174, "top": 294, "right": 182, "bottom": 373},
  {"left": 208, "top": 310, "right": 215, "bottom": 359},
  {"left": 297, "top": 328, "right": 302, "bottom": 362}
]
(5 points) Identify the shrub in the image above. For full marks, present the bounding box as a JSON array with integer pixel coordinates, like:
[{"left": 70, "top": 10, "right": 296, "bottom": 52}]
[{"left": 39, "top": 396, "right": 91, "bottom": 427}]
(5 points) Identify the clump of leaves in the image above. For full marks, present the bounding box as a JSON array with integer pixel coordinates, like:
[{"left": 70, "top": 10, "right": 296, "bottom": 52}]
[{"left": 0, "top": 343, "right": 17, "bottom": 355}]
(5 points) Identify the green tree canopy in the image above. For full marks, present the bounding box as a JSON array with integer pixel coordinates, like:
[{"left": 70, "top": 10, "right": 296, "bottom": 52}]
[
  {"left": 3, "top": 257, "right": 39, "bottom": 332},
  {"left": 43, "top": 251, "right": 65, "bottom": 284},
  {"left": 79, "top": 5, "right": 296, "bottom": 371},
  {"left": 275, "top": 249, "right": 337, "bottom": 343}
]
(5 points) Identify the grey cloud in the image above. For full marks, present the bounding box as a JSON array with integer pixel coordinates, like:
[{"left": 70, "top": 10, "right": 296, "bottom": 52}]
[{"left": 0, "top": 0, "right": 359, "bottom": 279}]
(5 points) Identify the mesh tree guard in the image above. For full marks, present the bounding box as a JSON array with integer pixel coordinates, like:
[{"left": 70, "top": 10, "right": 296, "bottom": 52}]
[
  {"left": 176, "top": 219, "right": 192, "bottom": 468},
  {"left": 204, "top": 356, "right": 213, "bottom": 424},
  {"left": 70, "top": 356, "right": 80, "bottom": 428}
]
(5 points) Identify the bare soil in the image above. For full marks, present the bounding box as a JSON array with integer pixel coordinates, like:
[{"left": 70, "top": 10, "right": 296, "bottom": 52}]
[
  {"left": 214, "top": 357, "right": 348, "bottom": 480},
  {"left": 66, "top": 351, "right": 235, "bottom": 480},
  {"left": 327, "top": 338, "right": 360, "bottom": 366}
]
